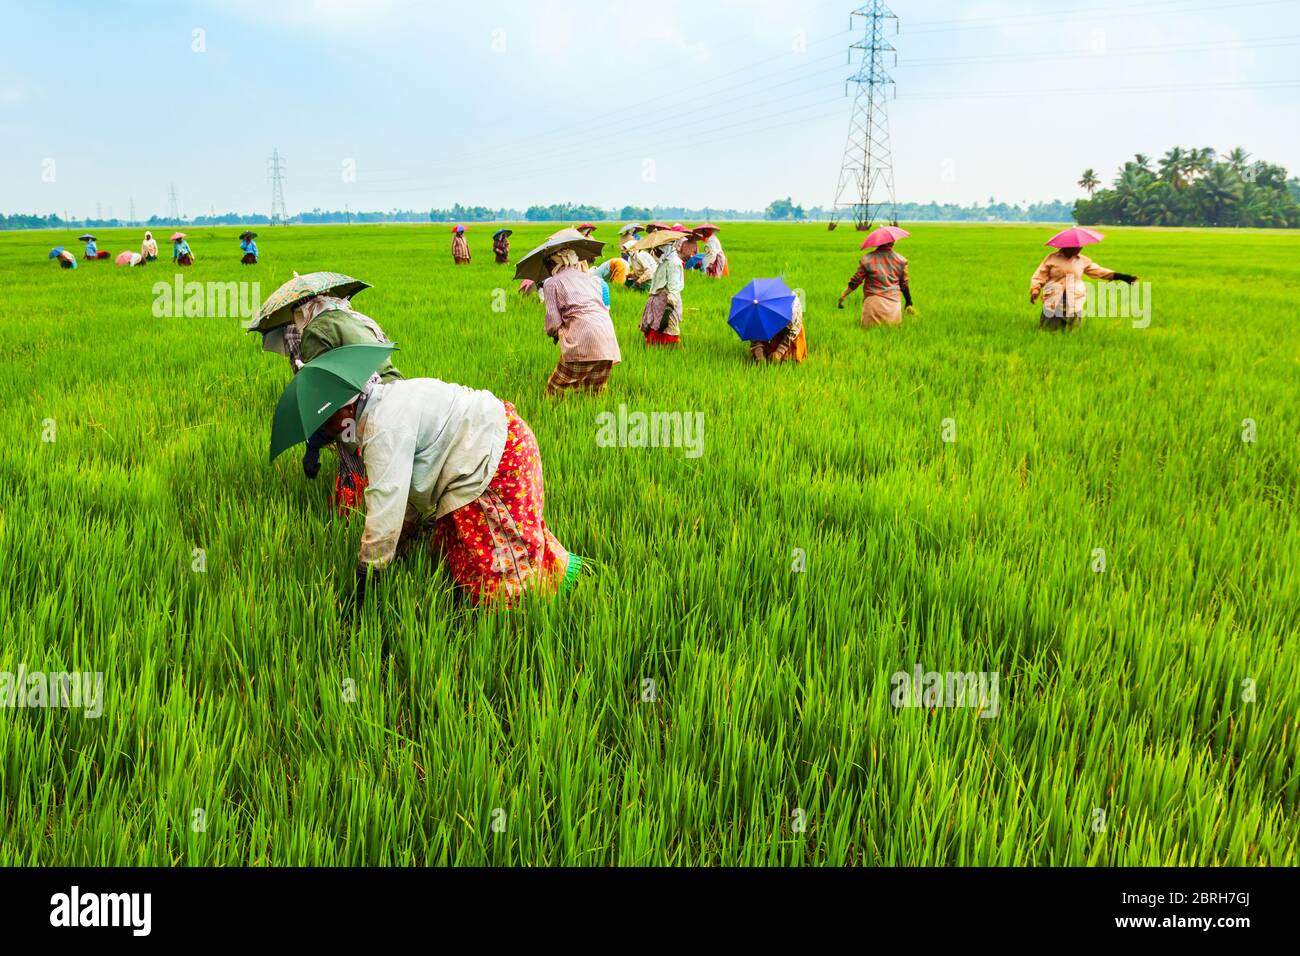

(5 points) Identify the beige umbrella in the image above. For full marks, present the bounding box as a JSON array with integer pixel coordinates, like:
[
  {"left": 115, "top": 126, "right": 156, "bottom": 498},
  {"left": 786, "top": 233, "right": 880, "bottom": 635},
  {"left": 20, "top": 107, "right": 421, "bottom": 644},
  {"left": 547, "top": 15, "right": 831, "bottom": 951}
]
[{"left": 631, "top": 229, "right": 685, "bottom": 253}]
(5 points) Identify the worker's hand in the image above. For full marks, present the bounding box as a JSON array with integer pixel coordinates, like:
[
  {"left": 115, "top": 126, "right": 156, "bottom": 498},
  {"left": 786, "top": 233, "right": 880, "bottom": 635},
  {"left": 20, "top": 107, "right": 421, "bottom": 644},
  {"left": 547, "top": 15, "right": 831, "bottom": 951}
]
[
  {"left": 836, "top": 296, "right": 845, "bottom": 310},
  {"left": 302, "top": 445, "right": 322, "bottom": 479},
  {"left": 904, "top": 305, "right": 919, "bottom": 317},
  {"left": 1030, "top": 291, "right": 1040, "bottom": 304}
]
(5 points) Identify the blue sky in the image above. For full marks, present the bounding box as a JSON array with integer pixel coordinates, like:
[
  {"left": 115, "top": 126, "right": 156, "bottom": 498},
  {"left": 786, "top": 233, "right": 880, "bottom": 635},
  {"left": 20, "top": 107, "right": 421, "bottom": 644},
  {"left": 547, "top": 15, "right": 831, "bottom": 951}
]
[{"left": 2, "top": 0, "right": 1297, "bottom": 217}]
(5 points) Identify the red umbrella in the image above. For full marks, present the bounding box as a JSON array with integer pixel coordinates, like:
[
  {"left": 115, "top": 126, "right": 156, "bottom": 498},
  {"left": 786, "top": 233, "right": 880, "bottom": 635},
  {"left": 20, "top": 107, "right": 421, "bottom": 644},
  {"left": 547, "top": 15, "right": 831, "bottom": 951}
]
[
  {"left": 169, "top": 232, "right": 186, "bottom": 241},
  {"left": 670, "top": 223, "right": 686, "bottom": 232},
  {"left": 114, "top": 251, "right": 142, "bottom": 266},
  {"left": 451, "top": 225, "right": 465, "bottom": 233},
  {"left": 860, "top": 225, "right": 911, "bottom": 249},
  {"left": 577, "top": 223, "right": 596, "bottom": 232},
  {"left": 1046, "top": 226, "right": 1104, "bottom": 248},
  {"left": 693, "top": 223, "right": 719, "bottom": 235}
]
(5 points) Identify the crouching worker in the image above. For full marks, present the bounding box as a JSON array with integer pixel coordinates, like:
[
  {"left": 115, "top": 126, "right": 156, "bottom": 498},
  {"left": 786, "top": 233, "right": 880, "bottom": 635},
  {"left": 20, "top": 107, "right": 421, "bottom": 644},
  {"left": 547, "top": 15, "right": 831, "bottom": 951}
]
[
  {"left": 248, "top": 271, "right": 403, "bottom": 498},
  {"left": 273, "top": 345, "right": 585, "bottom": 611},
  {"left": 750, "top": 295, "right": 806, "bottom": 363}
]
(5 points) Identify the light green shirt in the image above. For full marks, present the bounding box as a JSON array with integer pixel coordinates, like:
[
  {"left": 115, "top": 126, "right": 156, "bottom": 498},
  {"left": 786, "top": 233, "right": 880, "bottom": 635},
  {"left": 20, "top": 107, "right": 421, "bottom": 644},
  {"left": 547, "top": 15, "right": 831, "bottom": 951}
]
[{"left": 300, "top": 309, "right": 403, "bottom": 383}]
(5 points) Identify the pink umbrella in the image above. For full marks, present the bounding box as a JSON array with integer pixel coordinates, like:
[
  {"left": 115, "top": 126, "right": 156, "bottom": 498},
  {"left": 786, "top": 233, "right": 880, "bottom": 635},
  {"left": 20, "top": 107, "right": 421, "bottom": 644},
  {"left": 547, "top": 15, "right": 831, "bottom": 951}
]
[
  {"left": 1046, "top": 226, "right": 1104, "bottom": 248},
  {"left": 860, "top": 226, "right": 911, "bottom": 249},
  {"left": 115, "top": 250, "right": 142, "bottom": 266}
]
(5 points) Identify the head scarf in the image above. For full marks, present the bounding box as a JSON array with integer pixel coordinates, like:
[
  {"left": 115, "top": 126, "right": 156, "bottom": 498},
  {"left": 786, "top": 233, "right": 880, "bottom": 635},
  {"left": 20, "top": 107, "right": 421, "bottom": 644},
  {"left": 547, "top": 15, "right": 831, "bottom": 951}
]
[
  {"left": 547, "top": 247, "right": 588, "bottom": 276},
  {"left": 292, "top": 294, "right": 390, "bottom": 344},
  {"left": 144, "top": 231, "right": 152, "bottom": 240}
]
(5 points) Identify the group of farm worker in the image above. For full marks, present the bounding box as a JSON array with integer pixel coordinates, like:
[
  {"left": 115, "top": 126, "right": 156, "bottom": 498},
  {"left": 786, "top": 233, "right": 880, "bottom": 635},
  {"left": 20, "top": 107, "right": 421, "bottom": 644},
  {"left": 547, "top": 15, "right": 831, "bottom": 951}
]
[
  {"left": 247, "top": 270, "right": 583, "bottom": 616},
  {"left": 503, "top": 222, "right": 749, "bottom": 353},
  {"left": 833, "top": 223, "right": 1137, "bottom": 333},
  {"left": 46, "top": 230, "right": 261, "bottom": 267},
  {"left": 231, "top": 217, "right": 1140, "bottom": 623}
]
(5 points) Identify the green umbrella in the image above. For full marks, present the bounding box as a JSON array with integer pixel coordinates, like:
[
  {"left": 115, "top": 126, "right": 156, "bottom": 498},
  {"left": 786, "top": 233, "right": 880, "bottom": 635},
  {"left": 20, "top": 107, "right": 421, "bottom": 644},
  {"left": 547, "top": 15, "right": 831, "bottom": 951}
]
[
  {"left": 245, "top": 271, "right": 372, "bottom": 333},
  {"left": 513, "top": 228, "right": 604, "bottom": 285},
  {"left": 269, "top": 343, "right": 396, "bottom": 462}
]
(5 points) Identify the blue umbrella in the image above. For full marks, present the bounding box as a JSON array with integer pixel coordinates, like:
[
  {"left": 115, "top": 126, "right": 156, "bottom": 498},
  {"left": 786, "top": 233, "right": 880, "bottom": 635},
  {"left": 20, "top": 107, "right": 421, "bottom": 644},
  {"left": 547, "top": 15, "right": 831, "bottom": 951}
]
[
  {"left": 48, "top": 246, "right": 65, "bottom": 259},
  {"left": 728, "top": 278, "right": 797, "bottom": 342}
]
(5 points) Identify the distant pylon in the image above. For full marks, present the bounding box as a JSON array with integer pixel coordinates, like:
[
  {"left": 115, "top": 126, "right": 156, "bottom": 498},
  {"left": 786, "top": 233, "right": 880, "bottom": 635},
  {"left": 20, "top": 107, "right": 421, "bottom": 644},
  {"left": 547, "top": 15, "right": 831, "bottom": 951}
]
[
  {"left": 830, "top": 1, "right": 899, "bottom": 231},
  {"left": 96, "top": 200, "right": 102, "bottom": 221},
  {"left": 129, "top": 197, "right": 136, "bottom": 225},
  {"left": 268, "top": 148, "right": 288, "bottom": 224},
  {"left": 168, "top": 184, "right": 181, "bottom": 222}
]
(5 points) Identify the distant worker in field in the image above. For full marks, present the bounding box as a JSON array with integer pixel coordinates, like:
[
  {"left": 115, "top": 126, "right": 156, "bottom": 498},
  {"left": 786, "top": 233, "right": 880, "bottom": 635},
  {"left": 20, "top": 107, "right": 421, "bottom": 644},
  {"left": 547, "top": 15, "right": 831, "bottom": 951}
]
[
  {"left": 247, "top": 272, "right": 403, "bottom": 506},
  {"left": 451, "top": 225, "right": 471, "bottom": 264},
  {"left": 638, "top": 231, "right": 696, "bottom": 346},
  {"left": 624, "top": 240, "right": 657, "bottom": 291},
  {"left": 272, "top": 345, "right": 585, "bottom": 611},
  {"left": 542, "top": 249, "right": 620, "bottom": 394},
  {"left": 592, "top": 255, "right": 629, "bottom": 288},
  {"left": 617, "top": 223, "right": 644, "bottom": 246},
  {"left": 141, "top": 231, "right": 158, "bottom": 262},
  {"left": 239, "top": 230, "right": 259, "bottom": 264},
  {"left": 514, "top": 229, "right": 620, "bottom": 395},
  {"left": 171, "top": 232, "right": 194, "bottom": 266},
  {"left": 576, "top": 223, "right": 597, "bottom": 238},
  {"left": 49, "top": 247, "right": 76, "bottom": 269},
  {"left": 1030, "top": 227, "right": 1138, "bottom": 331},
  {"left": 687, "top": 223, "right": 728, "bottom": 277},
  {"left": 80, "top": 234, "right": 107, "bottom": 260},
  {"left": 837, "top": 226, "right": 915, "bottom": 328},
  {"left": 492, "top": 228, "right": 512, "bottom": 264}
]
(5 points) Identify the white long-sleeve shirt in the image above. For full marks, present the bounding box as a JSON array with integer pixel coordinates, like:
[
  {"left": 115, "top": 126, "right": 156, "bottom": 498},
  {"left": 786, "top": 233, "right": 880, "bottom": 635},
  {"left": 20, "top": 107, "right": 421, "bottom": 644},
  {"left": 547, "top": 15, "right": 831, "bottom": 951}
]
[
  {"left": 352, "top": 379, "right": 508, "bottom": 569},
  {"left": 702, "top": 234, "right": 723, "bottom": 268}
]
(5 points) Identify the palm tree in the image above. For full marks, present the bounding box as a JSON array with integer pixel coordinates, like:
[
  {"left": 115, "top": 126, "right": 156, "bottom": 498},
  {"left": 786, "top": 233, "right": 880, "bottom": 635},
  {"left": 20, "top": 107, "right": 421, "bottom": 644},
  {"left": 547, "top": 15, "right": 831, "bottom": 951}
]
[
  {"left": 1239, "top": 185, "right": 1272, "bottom": 227},
  {"left": 1159, "top": 147, "right": 1188, "bottom": 188},
  {"left": 1146, "top": 181, "right": 1183, "bottom": 226},
  {"left": 1134, "top": 153, "right": 1153, "bottom": 174},
  {"left": 1187, "top": 147, "right": 1217, "bottom": 181},
  {"left": 1115, "top": 166, "right": 1151, "bottom": 224},
  {"left": 1078, "top": 169, "right": 1100, "bottom": 196},
  {"left": 1195, "top": 164, "right": 1242, "bottom": 226},
  {"left": 1224, "top": 147, "right": 1251, "bottom": 176}
]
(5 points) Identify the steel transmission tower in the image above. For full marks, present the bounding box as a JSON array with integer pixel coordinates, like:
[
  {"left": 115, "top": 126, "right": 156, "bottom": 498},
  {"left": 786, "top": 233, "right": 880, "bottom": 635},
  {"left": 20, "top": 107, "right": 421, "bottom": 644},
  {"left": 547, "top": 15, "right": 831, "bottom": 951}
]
[
  {"left": 168, "top": 184, "right": 181, "bottom": 222},
  {"left": 830, "top": 1, "right": 899, "bottom": 231},
  {"left": 268, "top": 148, "right": 288, "bottom": 224}
]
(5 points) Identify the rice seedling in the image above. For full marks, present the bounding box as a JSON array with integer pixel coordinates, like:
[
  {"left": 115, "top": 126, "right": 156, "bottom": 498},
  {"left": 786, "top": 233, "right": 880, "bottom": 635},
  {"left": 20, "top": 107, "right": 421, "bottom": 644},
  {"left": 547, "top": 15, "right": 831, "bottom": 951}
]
[{"left": 1, "top": 222, "right": 1296, "bottom": 865}]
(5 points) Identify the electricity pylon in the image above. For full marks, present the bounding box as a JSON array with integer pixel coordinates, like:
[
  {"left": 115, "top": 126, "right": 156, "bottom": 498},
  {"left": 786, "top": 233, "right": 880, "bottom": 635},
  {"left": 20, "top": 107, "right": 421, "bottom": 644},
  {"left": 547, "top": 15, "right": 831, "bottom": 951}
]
[{"left": 830, "top": 0, "right": 899, "bottom": 231}]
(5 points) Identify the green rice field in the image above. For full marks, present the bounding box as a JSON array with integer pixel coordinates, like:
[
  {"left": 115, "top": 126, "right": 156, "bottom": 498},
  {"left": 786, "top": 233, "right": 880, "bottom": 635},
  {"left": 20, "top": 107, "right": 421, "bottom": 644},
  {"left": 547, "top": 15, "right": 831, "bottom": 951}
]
[{"left": 2, "top": 221, "right": 1297, "bottom": 865}]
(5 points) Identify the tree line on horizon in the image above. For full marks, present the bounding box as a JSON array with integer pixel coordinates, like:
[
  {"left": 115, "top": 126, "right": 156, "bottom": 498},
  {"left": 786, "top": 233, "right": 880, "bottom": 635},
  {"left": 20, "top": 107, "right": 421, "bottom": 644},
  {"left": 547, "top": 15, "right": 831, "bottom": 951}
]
[
  {"left": 0, "top": 196, "right": 1079, "bottom": 231},
  {"left": 1075, "top": 147, "right": 1300, "bottom": 228}
]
